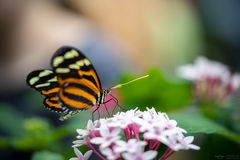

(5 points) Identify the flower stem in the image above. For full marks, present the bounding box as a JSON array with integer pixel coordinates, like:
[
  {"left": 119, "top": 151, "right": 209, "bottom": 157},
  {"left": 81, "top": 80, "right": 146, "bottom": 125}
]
[
  {"left": 152, "top": 141, "right": 161, "bottom": 150},
  {"left": 123, "top": 128, "right": 131, "bottom": 141},
  {"left": 159, "top": 148, "right": 174, "bottom": 160},
  {"left": 86, "top": 142, "right": 106, "bottom": 160},
  {"left": 130, "top": 124, "right": 140, "bottom": 140}
]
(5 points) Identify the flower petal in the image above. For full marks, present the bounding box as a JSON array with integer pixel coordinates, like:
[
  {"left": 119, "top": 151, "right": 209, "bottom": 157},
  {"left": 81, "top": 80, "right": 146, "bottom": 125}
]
[
  {"left": 84, "top": 150, "right": 93, "bottom": 159},
  {"left": 122, "top": 153, "right": 134, "bottom": 160},
  {"left": 87, "top": 120, "right": 94, "bottom": 130},
  {"left": 73, "top": 147, "right": 83, "bottom": 158},
  {"left": 184, "top": 136, "right": 194, "bottom": 143},
  {"left": 143, "top": 150, "right": 158, "bottom": 160},
  {"left": 111, "top": 128, "right": 121, "bottom": 136},
  {"left": 188, "top": 144, "right": 200, "bottom": 150},
  {"left": 90, "top": 137, "right": 104, "bottom": 144},
  {"left": 99, "top": 126, "right": 109, "bottom": 136},
  {"left": 77, "top": 129, "right": 87, "bottom": 135}
]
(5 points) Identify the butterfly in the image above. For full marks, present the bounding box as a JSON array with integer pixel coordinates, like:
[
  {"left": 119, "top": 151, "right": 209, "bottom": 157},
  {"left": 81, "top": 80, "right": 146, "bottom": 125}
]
[{"left": 27, "top": 46, "right": 149, "bottom": 121}]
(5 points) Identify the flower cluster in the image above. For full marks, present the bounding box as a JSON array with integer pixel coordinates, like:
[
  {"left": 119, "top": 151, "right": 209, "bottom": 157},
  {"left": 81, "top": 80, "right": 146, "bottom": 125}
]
[
  {"left": 71, "top": 108, "right": 199, "bottom": 160},
  {"left": 177, "top": 57, "right": 240, "bottom": 104}
]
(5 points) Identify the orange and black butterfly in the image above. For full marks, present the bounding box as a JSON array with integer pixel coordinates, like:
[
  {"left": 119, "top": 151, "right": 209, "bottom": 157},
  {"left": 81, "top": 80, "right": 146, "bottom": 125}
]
[{"left": 27, "top": 46, "right": 148, "bottom": 120}]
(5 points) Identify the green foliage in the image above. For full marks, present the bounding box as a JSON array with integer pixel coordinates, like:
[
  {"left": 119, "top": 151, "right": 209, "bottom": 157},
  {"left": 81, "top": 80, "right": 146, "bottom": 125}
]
[
  {"left": 0, "top": 103, "right": 25, "bottom": 136},
  {"left": 32, "top": 151, "right": 64, "bottom": 160},
  {"left": 170, "top": 109, "right": 240, "bottom": 143},
  {"left": 0, "top": 97, "right": 95, "bottom": 159},
  {"left": 12, "top": 118, "right": 56, "bottom": 150},
  {"left": 118, "top": 69, "right": 192, "bottom": 112},
  {"left": 170, "top": 111, "right": 225, "bottom": 134}
]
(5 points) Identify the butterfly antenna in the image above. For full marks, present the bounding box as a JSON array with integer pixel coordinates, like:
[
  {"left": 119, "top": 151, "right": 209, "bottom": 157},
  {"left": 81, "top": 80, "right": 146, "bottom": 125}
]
[{"left": 110, "top": 74, "right": 149, "bottom": 90}]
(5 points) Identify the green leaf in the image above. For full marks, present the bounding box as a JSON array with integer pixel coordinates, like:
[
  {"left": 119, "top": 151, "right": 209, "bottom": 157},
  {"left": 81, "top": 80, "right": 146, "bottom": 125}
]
[
  {"left": 12, "top": 118, "right": 52, "bottom": 150},
  {"left": 12, "top": 117, "right": 66, "bottom": 151},
  {"left": 170, "top": 112, "right": 224, "bottom": 134},
  {"left": 118, "top": 69, "right": 192, "bottom": 111},
  {"left": 0, "top": 103, "right": 25, "bottom": 136},
  {"left": 169, "top": 111, "right": 240, "bottom": 143},
  {"left": 32, "top": 151, "right": 64, "bottom": 160},
  {"left": 0, "top": 137, "right": 9, "bottom": 148}
]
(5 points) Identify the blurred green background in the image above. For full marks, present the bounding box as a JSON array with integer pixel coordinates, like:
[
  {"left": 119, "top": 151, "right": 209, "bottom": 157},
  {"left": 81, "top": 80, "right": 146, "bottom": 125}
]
[{"left": 0, "top": 0, "right": 240, "bottom": 159}]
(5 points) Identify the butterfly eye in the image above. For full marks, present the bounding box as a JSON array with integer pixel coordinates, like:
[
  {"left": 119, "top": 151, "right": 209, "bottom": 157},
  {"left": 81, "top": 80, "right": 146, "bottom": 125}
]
[{"left": 106, "top": 89, "right": 111, "bottom": 94}]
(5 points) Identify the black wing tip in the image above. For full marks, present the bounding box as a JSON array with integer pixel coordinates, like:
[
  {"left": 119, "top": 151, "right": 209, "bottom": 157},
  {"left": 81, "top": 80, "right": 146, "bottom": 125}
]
[
  {"left": 26, "top": 69, "right": 52, "bottom": 86},
  {"left": 26, "top": 69, "right": 42, "bottom": 86},
  {"left": 52, "top": 45, "right": 81, "bottom": 57},
  {"left": 50, "top": 46, "right": 84, "bottom": 67}
]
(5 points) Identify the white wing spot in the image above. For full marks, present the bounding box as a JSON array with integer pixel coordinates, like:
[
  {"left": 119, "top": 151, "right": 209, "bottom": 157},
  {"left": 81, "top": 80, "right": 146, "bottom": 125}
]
[
  {"left": 48, "top": 77, "right": 57, "bottom": 82},
  {"left": 76, "top": 60, "right": 84, "bottom": 66},
  {"left": 56, "top": 68, "right": 70, "bottom": 73},
  {"left": 53, "top": 56, "right": 64, "bottom": 67},
  {"left": 39, "top": 70, "right": 52, "bottom": 77},
  {"left": 64, "top": 50, "right": 79, "bottom": 59},
  {"left": 29, "top": 77, "right": 39, "bottom": 85},
  {"left": 35, "top": 83, "right": 50, "bottom": 88},
  {"left": 69, "top": 64, "right": 80, "bottom": 69},
  {"left": 84, "top": 59, "right": 91, "bottom": 66}
]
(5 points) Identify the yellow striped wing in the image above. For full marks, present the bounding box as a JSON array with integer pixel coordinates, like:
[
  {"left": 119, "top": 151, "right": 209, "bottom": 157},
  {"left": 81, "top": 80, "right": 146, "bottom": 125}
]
[{"left": 51, "top": 46, "right": 102, "bottom": 110}]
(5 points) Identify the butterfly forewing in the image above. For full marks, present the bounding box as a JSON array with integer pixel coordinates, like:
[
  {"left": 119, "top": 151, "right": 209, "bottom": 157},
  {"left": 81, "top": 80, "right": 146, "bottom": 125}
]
[
  {"left": 51, "top": 46, "right": 102, "bottom": 110},
  {"left": 26, "top": 70, "right": 63, "bottom": 112}
]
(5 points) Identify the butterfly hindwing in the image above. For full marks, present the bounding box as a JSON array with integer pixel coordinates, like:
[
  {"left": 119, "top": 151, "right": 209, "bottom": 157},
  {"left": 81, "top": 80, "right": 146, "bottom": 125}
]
[
  {"left": 43, "top": 96, "right": 63, "bottom": 112},
  {"left": 26, "top": 69, "right": 63, "bottom": 112},
  {"left": 51, "top": 46, "right": 102, "bottom": 110}
]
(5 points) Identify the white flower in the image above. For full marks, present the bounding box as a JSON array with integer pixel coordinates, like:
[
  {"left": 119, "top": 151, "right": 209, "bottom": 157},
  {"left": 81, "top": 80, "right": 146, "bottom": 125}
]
[
  {"left": 72, "top": 108, "right": 200, "bottom": 160},
  {"left": 114, "top": 139, "right": 147, "bottom": 153},
  {"left": 176, "top": 136, "right": 200, "bottom": 150},
  {"left": 90, "top": 126, "right": 121, "bottom": 148},
  {"left": 76, "top": 120, "right": 94, "bottom": 139},
  {"left": 72, "top": 139, "right": 87, "bottom": 148},
  {"left": 143, "top": 126, "right": 168, "bottom": 144},
  {"left": 69, "top": 148, "right": 92, "bottom": 160},
  {"left": 100, "top": 147, "right": 119, "bottom": 160},
  {"left": 176, "top": 57, "right": 240, "bottom": 103},
  {"left": 230, "top": 74, "right": 240, "bottom": 90},
  {"left": 73, "top": 120, "right": 95, "bottom": 147},
  {"left": 122, "top": 150, "right": 158, "bottom": 160},
  {"left": 107, "top": 108, "right": 142, "bottom": 128},
  {"left": 176, "top": 57, "right": 231, "bottom": 82}
]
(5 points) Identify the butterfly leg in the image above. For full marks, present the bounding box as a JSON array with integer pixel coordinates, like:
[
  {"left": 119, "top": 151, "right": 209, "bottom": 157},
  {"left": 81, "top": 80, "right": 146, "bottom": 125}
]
[
  {"left": 103, "top": 103, "right": 111, "bottom": 117},
  {"left": 97, "top": 107, "right": 100, "bottom": 120},
  {"left": 109, "top": 94, "right": 127, "bottom": 111},
  {"left": 103, "top": 98, "right": 118, "bottom": 116},
  {"left": 92, "top": 105, "right": 101, "bottom": 122}
]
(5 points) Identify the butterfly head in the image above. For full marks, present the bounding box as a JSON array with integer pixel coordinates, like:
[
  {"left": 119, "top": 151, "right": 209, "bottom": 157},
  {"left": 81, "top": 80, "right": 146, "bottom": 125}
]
[
  {"left": 100, "top": 88, "right": 111, "bottom": 104},
  {"left": 104, "top": 88, "right": 111, "bottom": 95}
]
